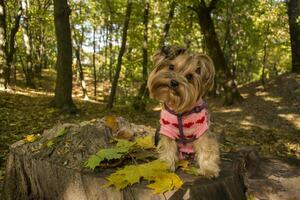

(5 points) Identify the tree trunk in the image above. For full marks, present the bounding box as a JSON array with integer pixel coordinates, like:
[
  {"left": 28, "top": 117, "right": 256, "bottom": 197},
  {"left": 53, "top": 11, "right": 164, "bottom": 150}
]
[
  {"left": 3, "top": 118, "right": 251, "bottom": 200},
  {"left": 52, "top": 0, "right": 76, "bottom": 113},
  {"left": 107, "top": 0, "right": 132, "bottom": 109},
  {"left": 192, "top": 0, "right": 242, "bottom": 105},
  {"left": 261, "top": 43, "right": 267, "bottom": 88},
  {"left": 21, "top": 0, "right": 35, "bottom": 88},
  {"left": 133, "top": 0, "right": 150, "bottom": 111},
  {"left": 108, "top": 18, "right": 114, "bottom": 82},
  {"left": 159, "top": 1, "right": 176, "bottom": 47},
  {"left": 0, "top": 0, "right": 7, "bottom": 89},
  {"left": 73, "top": 2, "right": 88, "bottom": 100},
  {"left": 0, "top": 1, "right": 22, "bottom": 89},
  {"left": 75, "top": 46, "right": 88, "bottom": 100},
  {"left": 93, "top": 25, "right": 97, "bottom": 97},
  {"left": 287, "top": 0, "right": 300, "bottom": 74}
]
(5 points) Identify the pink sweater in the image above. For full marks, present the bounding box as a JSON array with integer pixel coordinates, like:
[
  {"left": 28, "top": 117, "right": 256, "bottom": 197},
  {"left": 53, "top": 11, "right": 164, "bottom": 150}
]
[{"left": 159, "top": 103, "right": 209, "bottom": 157}]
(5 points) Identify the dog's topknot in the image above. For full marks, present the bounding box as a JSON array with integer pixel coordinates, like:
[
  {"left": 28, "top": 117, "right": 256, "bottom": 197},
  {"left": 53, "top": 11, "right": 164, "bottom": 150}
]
[{"left": 153, "top": 45, "right": 187, "bottom": 68}]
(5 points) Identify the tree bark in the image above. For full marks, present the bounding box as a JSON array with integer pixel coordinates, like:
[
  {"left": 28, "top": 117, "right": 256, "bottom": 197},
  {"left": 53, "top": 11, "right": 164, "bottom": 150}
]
[
  {"left": 0, "top": 1, "right": 22, "bottom": 89},
  {"left": 107, "top": 0, "right": 132, "bottom": 109},
  {"left": 21, "top": 0, "right": 35, "bottom": 88},
  {"left": 3, "top": 118, "right": 250, "bottom": 200},
  {"left": 159, "top": 1, "right": 176, "bottom": 47},
  {"left": 108, "top": 17, "right": 114, "bottom": 82},
  {"left": 0, "top": 0, "right": 7, "bottom": 89},
  {"left": 52, "top": 0, "right": 76, "bottom": 113},
  {"left": 93, "top": 25, "right": 97, "bottom": 97},
  {"left": 74, "top": 24, "right": 89, "bottom": 100},
  {"left": 287, "top": 0, "right": 300, "bottom": 74},
  {"left": 192, "top": 0, "right": 242, "bottom": 105},
  {"left": 261, "top": 43, "right": 267, "bottom": 88},
  {"left": 133, "top": 0, "right": 150, "bottom": 111}
]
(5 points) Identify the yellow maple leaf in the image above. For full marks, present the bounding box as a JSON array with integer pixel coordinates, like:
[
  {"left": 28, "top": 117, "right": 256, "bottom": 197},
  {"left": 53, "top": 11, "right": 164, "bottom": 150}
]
[
  {"left": 147, "top": 172, "right": 182, "bottom": 194},
  {"left": 104, "top": 116, "right": 119, "bottom": 132},
  {"left": 135, "top": 135, "right": 154, "bottom": 149},
  {"left": 177, "top": 160, "right": 189, "bottom": 169},
  {"left": 25, "top": 134, "right": 39, "bottom": 143},
  {"left": 105, "top": 160, "right": 182, "bottom": 193}
]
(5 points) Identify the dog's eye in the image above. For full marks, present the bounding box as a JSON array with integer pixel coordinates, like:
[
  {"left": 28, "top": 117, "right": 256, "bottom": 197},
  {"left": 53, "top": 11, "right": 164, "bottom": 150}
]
[
  {"left": 195, "top": 67, "right": 201, "bottom": 75},
  {"left": 168, "top": 64, "right": 175, "bottom": 70},
  {"left": 186, "top": 74, "right": 193, "bottom": 81}
]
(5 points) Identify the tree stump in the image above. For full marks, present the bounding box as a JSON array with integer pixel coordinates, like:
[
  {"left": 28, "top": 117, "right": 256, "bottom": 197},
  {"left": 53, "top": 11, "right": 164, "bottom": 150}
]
[{"left": 3, "top": 117, "right": 250, "bottom": 200}]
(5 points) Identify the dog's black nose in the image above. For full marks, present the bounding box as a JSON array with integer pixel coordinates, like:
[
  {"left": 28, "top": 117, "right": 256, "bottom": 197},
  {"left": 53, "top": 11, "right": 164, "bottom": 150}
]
[{"left": 170, "top": 79, "right": 179, "bottom": 88}]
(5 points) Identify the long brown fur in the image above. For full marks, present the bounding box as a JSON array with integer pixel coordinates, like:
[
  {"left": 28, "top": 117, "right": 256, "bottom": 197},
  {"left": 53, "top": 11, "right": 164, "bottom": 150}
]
[{"left": 147, "top": 46, "right": 220, "bottom": 178}]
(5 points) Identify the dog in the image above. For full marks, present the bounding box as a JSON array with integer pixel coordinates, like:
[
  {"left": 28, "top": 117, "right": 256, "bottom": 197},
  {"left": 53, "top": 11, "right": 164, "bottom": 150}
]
[{"left": 147, "top": 46, "right": 220, "bottom": 178}]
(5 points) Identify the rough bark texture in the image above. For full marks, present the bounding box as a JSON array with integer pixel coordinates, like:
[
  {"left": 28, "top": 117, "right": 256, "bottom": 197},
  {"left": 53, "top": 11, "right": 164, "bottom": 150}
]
[
  {"left": 192, "top": 0, "right": 242, "bottom": 105},
  {"left": 288, "top": 0, "right": 300, "bottom": 74},
  {"left": 53, "top": 0, "right": 76, "bottom": 112},
  {"left": 3, "top": 117, "right": 249, "bottom": 200},
  {"left": 107, "top": 0, "right": 132, "bottom": 109},
  {"left": 3, "top": 117, "right": 300, "bottom": 199}
]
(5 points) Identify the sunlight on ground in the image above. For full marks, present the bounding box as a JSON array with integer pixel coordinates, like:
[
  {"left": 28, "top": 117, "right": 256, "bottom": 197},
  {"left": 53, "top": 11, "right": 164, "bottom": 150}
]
[
  {"left": 285, "top": 142, "right": 300, "bottom": 157},
  {"left": 262, "top": 96, "right": 283, "bottom": 103},
  {"left": 213, "top": 107, "right": 242, "bottom": 113},
  {"left": 278, "top": 113, "right": 300, "bottom": 130},
  {"left": 241, "top": 93, "right": 249, "bottom": 98},
  {"left": 255, "top": 90, "right": 270, "bottom": 96}
]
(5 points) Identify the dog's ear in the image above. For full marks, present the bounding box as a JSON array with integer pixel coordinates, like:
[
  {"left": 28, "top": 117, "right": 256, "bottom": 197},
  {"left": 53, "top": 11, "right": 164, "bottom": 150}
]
[{"left": 197, "top": 54, "right": 215, "bottom": 92}]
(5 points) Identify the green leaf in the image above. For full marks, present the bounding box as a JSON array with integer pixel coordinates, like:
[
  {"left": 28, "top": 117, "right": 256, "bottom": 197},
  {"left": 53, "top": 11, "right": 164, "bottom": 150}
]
[
  {"left": 85, "top": 155, "right": 102, "bottom": 169},
  {"left": 46, "top": 140, "right": 54, "bottom": 147},
  {"left": 56, "top": 128, "right": 67, "bottom": 137},
  {"left": 84, "top": 139, "right": 135, "bottom": 169}
]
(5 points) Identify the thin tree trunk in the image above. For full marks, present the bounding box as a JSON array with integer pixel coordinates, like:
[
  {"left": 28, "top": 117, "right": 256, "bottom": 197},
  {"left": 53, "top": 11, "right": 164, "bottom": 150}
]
[
  {"left": 108, "top": 18, "right": 113, "bottom": 82},
  {"left": 52, "top": 0, "right": 76, "bottom": 113},
  {"left": 0, "top": 0, "right": 7, "bottom": 89},
  {"left": 159, "top": 1, "right": 176, "bottom": 47},
  {"left": 21, "top": 0, "right": 35, "bottom": 88},
  {"left": 75, "top": 46, "right": 88, "bottom": 100},
  {"left": 107, "top": 0, "right": 132, "bottom": 109},
  {"left": 73, "top": 1, "right": 88, "bottom": 100},
  {"left": 185, "top": 13, "right": 193, "bottom": 49},
  {"left": 287, "top": 0, "right": 300, "bottom": 74},
  {"left": 102, "top": 24, "right": 108, "bottom": 81},
  {"left": 93, "top": 25, "right": 97, "bottom": 97},
  {"left": 191, "top": 0, "right": 242, "bottom": 105},
  {"left": 74, "top": 25, "right": 89, "bottom": 100},
  {"left": 0, "top": 1, "right": 22, "bottom": 89},
  {"left": 137, "top": 0, "right": 149, "bottom": 99},
  {"left": 261, "top": 42, "right": 267, "bottom": 87}
]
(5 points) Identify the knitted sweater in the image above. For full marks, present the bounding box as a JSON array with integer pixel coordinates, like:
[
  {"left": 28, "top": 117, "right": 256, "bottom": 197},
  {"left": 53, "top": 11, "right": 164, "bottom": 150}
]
[{"left": 159, "top": 102, "right": 209, "bottom": 157}]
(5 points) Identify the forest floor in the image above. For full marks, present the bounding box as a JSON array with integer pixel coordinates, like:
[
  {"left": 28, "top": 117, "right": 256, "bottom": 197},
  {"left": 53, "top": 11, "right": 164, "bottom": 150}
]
[{"left": 0, "top": 71, "right": 300, "bottom": 194}]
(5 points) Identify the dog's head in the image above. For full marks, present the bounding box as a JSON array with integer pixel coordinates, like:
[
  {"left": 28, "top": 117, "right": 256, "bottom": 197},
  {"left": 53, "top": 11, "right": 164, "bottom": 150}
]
[{"left": 147, "top": 46, "right": 215, "bottom": 113}]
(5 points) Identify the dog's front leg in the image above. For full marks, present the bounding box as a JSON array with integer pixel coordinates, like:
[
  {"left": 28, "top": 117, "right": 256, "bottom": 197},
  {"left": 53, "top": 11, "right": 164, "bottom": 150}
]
[
  {"left": 194, "top": 132, "right": 220, "bottom": 178},
  {"left": 157, "top": 135, "right": 178, "bottom": 171}
]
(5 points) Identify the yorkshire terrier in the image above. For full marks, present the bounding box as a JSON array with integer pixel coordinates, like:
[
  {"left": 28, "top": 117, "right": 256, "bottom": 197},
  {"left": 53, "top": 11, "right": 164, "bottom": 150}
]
[{"left": 147, "top": 46, "right": 220, "bottom": 178}]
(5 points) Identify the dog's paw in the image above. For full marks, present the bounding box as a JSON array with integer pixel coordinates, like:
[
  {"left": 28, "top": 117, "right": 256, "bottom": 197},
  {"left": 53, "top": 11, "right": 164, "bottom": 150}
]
[
  {"left": 197, "top": 167, "right": 220, "bottom": 178},
  {"left": 159, "top": 158, "right": 176, "bottom": 172}
]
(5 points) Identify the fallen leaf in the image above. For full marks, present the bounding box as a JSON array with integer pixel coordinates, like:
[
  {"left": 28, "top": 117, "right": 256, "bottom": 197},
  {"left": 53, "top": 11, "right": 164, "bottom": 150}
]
[{"left": 135, "top": 135, "right": 154, "bottom": 149}]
